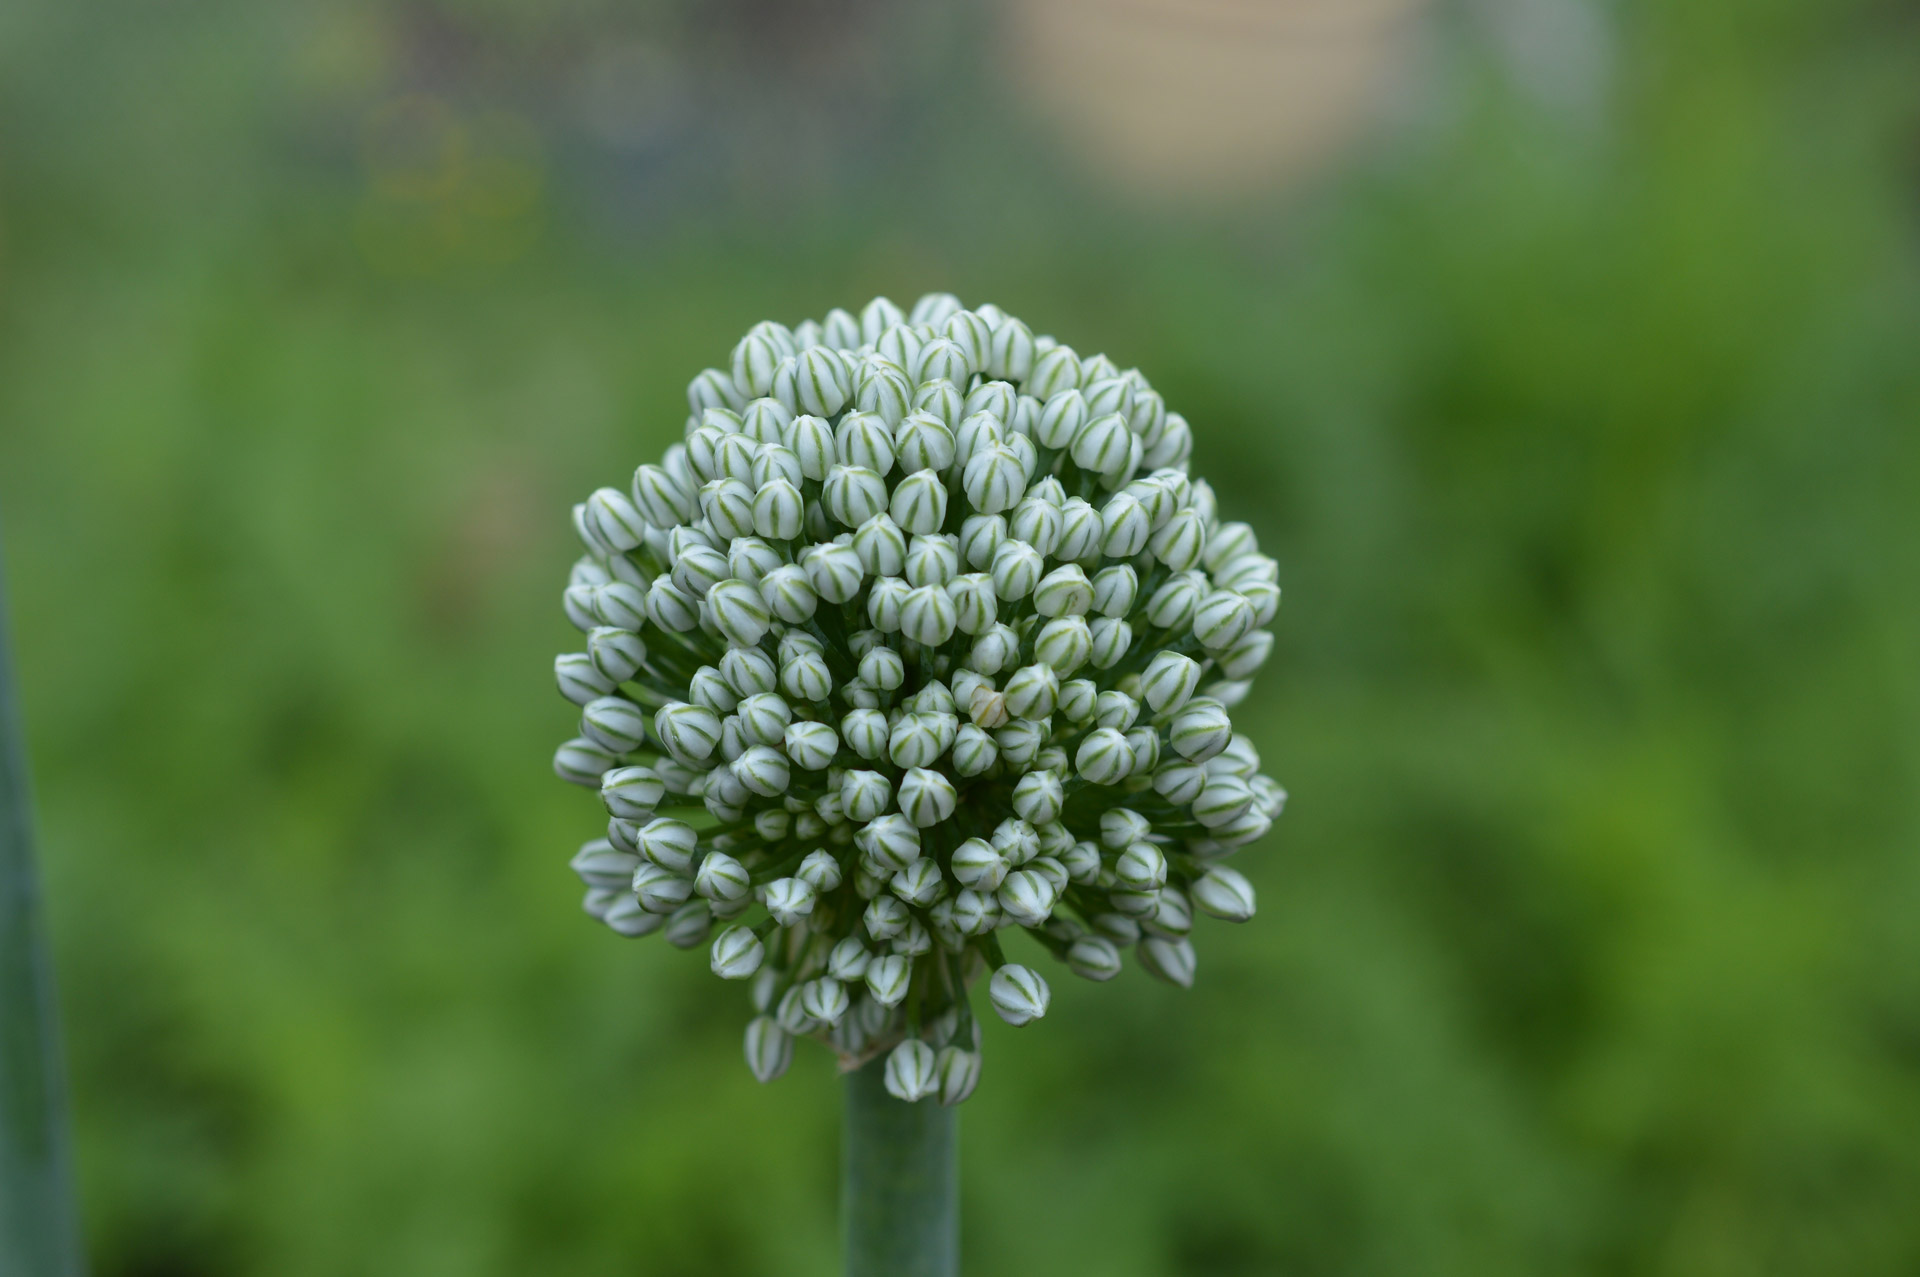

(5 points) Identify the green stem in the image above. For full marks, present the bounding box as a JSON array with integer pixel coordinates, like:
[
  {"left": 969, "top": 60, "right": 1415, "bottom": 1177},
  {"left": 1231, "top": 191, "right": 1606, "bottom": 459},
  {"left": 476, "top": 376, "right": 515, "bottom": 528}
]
[
  {"left": 0, "top": 540, "right": 85, "bottom": 1276},
  {"left": 843, "top": 1056, "right": 957, "bottom": 1277}
]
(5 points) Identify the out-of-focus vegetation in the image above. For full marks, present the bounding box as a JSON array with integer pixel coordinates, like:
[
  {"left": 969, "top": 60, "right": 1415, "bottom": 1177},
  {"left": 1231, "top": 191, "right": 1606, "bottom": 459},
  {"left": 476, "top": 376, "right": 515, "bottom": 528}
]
[{"left": 3, "top": 0, "right": 1918, "bottom": 1274}]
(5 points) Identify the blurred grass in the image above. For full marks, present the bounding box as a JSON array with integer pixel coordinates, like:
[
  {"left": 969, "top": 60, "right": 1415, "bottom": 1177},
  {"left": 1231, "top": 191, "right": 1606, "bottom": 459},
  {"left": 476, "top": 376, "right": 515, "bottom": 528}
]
[{"left": 2, "top": 0, "right": 1919, "bottom": 1274}]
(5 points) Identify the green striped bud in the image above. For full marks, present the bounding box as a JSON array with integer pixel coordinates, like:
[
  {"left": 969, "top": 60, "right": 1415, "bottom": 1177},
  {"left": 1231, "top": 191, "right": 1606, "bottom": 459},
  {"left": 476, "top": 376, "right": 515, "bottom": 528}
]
[
  {"left": 997, "top": 869, "right": 1056, "bottom": 927},
  {"left": 1033, "top": 616, "right": 1093, "bottom": 675},
  {"left": 710, "top": 925, "right": 764, "bottom": 979},
  {"left": 572, "top": 840, "right": 640, "bottom": 891},
  {"left": 1054, "top": 498, "right": 1102, "bottom": 561},
  {"left": 935, "top": 1046, "right": 982, "bottom": 1106},
  {"left": 836, "top": 411, "right": 895, "bottom": 475},
  {"left": 914, "top": 336, "right": 973, "bottom": 385},
  {"left": 1087, "top": 618, "right": 1132, "bottom": 670},
  {"left": 1099, "top": 492, "right": 1151, "bottom": 557},
  {"left": 1035, "top": 388, "right": 1086, "bottom": 448},
  {"left": 633, "top": 862, "right": 692, "bottom": 914},
  {"left": 744, "top": 1016, "right": 792, "bottom": 1082},
  {"left": 556, "top": 653, "right": 615, "bottom": 706},
  {"left": 950, "top": 724, "right": 997, "bottom": 776},
  {"left": 841, "top": 770, "right": 892, "bottom": 822},
  {"left": 897, "top": 768, "right": 958, "bottom": 827},
  {"left": 1002, "top": 665, "right": 1059, "bottom": 719},
  {"left": 958, "top": 514, "right": 1004, "bottom": 569},
  {"left": 855, "top": 358, "right": 913, "bottom": 426},
  {"left": 731, "top": 745, "right": 790, "bottom": 797},
  {"left": 1057, "top": 678, "right": 1097, "bottom": 723},
  {"left": 1095, "top": 690, "right": 1140, "bottom": 730},
  {"left": 987, "top": 316, "right": 1035, "bottom": 380},
  {"left": 1142, "top": 572, "right": 1204, "bottom": 630},
  {"left": 886, "top": 469, "right": 946, "bottom": 536},
  {"left": 899, "top": 584, "right": 958, "bottom": 646},
  {"left": 1012, "top": 770, "right": 1065, "bottom": 825},
  {"left": 653, "top": 702, "right": 721, "bottom": 763},
  {"left": 865, "top": 953, "right": 912, "bottom": 1006},
  {"left": 884, "top": 1039, "right": 938, "bottom": 1102},
  {"left": 1114, "top": 843, "right": 1168, "bottom": 891},
  {"left": 763, "top": 876, "right": 817, "bottom": 926},
  {"left": 913, "top": 378, "right": 963, "bottom": 429},
  {"left": 781, "top": 721, "right": 837, "bottom": 771},
  {"left": 988, "top": 964, "right": 1051, "bottom": 1026},
  {"left": 950, "top": 837, "right": 1008, "bottom": 891},
  {"left": 804, "top": 542, "right": 865, "bottom": 603},
  {"left": 601, "top": 766, "right": 664, "bottom": 820},
  {"left": 1059, "top": 840, "right": 1102, "bottom": 884},
  {"left": 1034, "top": 564, "right": 1094, "bottom": 617},
  {"left": 581, "top": 696, "right": 647, "bottom": 754},
  {"left": 856, "top": 645, "right": 905, "bottom": 691},
  {"left": 801, "top": 977, "right": 851, "bottom": 1027},
  {"left": 859, "top": 814, "right": 921, "bottom": 871},
  {"left": 1139, "top": 935, "right": 1197, "bottom": 988},
  {"left": 893, "top": 412, "right": 956, "bottom": 473},
  {"left": 1067, "top": 935, "right": 1123, "bottom": 981},
  {"left": 892, "top": 858, "right": 945, "bottom": 907},
  {"left": 887, "top": 712, "right": 945, "bottom": 769},
  {"left": 587, "top": 627, "right": 647, "bottom": 684},
  {"left": 962, "top": 443, "right": 1027, "bottom": 515},
  {"left": 827, "top": 936, "right": 870, "bottom": 981},
  {"left": 841, "top": 708, "right": 889, "bottom": 761},
  {"left": 864, "top": 895, "right": 909, "bottom": 942},
  {"left": 592, "top": 581, "right": 650, "bottom": 632},
  {"left": 1140, "top": 651, "right": 1202, "bottom": 713},
  {"left": 965, "top": 623, "right": 1019, "bottom": 675},
  {"left": 671, "top": 544, "right": 729, "bottom": 598},
  {"left": 1168, "top": 701, "right": 1233, "bottom": 762},
  {"left": 904, "top": 535, "right": 959, "bottom": 588},
  {"left": 1076, "top": 728, "right": 1133, "bottom": 785},
  {"left": 947, "top": 573, "right": 998, "bottom": 635},
  {"left": 1071, "top": 413, "right": 1131, "bottom": 476},
  {"left": 990, "top": 540, "right": 1045, "bottom": 600}
]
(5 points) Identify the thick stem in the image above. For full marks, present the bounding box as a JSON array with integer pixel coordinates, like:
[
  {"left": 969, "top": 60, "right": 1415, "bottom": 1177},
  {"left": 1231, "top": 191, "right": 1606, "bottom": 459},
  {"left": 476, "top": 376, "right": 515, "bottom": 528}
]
[
  {"left": 0, "top": 542, "right": 86, "bottom": 1276},
  {"left": 842, "top": 1056, "right": 957, "bottom": 1277}
]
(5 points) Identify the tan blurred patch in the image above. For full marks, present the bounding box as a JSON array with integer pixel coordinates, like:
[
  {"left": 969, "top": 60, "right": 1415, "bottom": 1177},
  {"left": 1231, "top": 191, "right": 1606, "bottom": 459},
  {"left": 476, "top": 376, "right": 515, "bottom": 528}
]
[
  {"left": 356, "top": 99, "right": 545, "bottom": 274},
  {"left": 1002, "top": 0, "right": 1428, "bottom": 199}
]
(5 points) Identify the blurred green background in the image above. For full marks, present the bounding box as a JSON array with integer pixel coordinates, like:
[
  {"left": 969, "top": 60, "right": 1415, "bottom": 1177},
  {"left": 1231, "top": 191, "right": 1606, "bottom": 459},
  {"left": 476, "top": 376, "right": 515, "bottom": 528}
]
[{"left": 3, "top": 0, "right": 1919, "bottom": 1273}]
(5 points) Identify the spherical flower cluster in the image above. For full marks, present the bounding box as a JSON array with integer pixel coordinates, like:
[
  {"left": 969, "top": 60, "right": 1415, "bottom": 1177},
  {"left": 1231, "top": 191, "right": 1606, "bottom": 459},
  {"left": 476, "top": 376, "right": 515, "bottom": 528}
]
[{"left": 554, "top": 294, "right": 1283, "bottom": 1104}]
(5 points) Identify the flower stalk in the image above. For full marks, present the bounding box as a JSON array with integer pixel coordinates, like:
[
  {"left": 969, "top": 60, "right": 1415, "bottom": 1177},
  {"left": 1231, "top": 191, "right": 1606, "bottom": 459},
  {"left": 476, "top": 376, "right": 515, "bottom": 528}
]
[
  {"left": 0, "top": 545, "right": 85, "bottom": 1277},
  {"left": 843, "top": 1054, "right": 957, "bottom": 1277}
]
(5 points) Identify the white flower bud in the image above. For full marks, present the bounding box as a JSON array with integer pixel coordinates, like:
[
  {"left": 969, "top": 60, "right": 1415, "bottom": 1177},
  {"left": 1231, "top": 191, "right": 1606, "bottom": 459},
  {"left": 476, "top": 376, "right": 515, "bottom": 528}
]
[
  {"left": 1143, "top": 573, "right": 1204, "bottom": 630},
  {"left": 1168, "top": 700, "right": 1233, "bottom": 762},
  {"left": 826, "top": 936, "right": 870, "bottom": 981},
  {"left": 865, "top": 953, "right": 911, "bottom": 1006},
  {"left": 1191, "top": 589, "right": 1256, "bottom": 652},
  {"left": 999, "top": 664, "right": 1056, "bottom": 719},
  {"left": 601, "top": 894, "right": 664, "bottom": 937},
  {"left": 997, "top": 869, "right": 1057, "bottom": 927},
  {"left": 763, "top": 876, "right": 817, "bottom": 926},
  {"left": 1099, "top": 492, "right": 1151, "bottom": 557},
  {"left": 1004, "top": 768, "right": 1064, "bottom": 824},
  {"left": 989, "top": 964, "right": 1052, "bottom": 1026},
  {"left": 1069, "top": 412, "right": 1130, "bottom": 477},
  {"left": 892, "top": 858, "right": 945, "bottom": 907},
  {"left": 586, "top": 628, "right": 647, "bottom": 685},
  {"left": 1084, "top": 618, "right": 1131, "bottom": 671},
  {"left": 897, "top": 768, "right": 958, "bottom": 827},
  {"left": 556, "top": 653, "right": 616, "bottom": 706},
  {"left": 863, "top": 895, "right": 910, "bottom": 942},
  {"left": 864, "top": 576, "right": 907, "bottom": 633},
  {"left": 859, "top": 814, "right": 921, "bottom": 871},
  {"left": 725, "top": 691, "right": 784, "bottom": 746},
  {"left": 600, "top": 766, "right": 664, "bottom": 821},
  {"left": 778, "top": 346, "right": 847, "bottom": 417},
  {"left": 585, "top": 487, "right": 647, "bottom": 552},
  {"left": 982, "top": 312, "right": 1036, "bottom": 381},
  {"left": 1033, "top": 565, "right": 1094, "bottom": 617},
  {"left": 824, "top": 465, "right": 889, "bottom": 528},
  {"left": 839, "top": 770, "right": 891, "bottom": 823},
  {"left": 1217, "top": 629, "right": 1274, "bottom": 680},
  {"left": 1089, "top": 564, "right": 1138, "bottom": 618},
  {"left": 633, "top": 863, "right": 693, "bottom": 915},
  {"left": 859, "top": 295, "right": 905, "bottom": 342},
  {"left": 642, "top": 576, "right": 699, "bottom": 632},
  {"left": 946, "top": 837, "right": 1006, "bottom": 892},
  {"left": 944, "top": 573, "right": 997, "bottom": 636},
  {"left": 705, "top": 579, "right": 770, "bottom": 647},
  {"left": 1190, "top": 866, "right": 1257, "bottom": 922},
  {"left": 1033, "top": 616, "right": 1093, "bottom": 675},
  {"left": 590, "top": 581, "right": 649, "bottom": 633},
  {"left": 699, "top": 478, "right": 756, "bottom": 542},
  {"left": 995, "top": 718, "right": 1048, "bottom": 769},
  {"left": 1053, "top": 678, "right": 1095, "bottom": 723},
  {"left": 1115, "top": 843, "right": 1168, "bottom": 891},
  {"left": 903, "top": 535, "right": 959, "bottom": 588},
  {"left": 1109, "top": 885, "right": 1161, "bottom": 917},
  {"left": 849, "top": 644, "right": 899, "bottom": 691},
  {"left": 572, "top": 839, "right": 640, "bottom": 891},
  {"left": 1054, "top": 840, "right": 1098, "bottom": 885},
  {"left": 710, "top": 925, "right": 764, "bottom": 979},
  {"left": 801, "top": 977, "right": 852, "bottom": 1027},
  {"left": 744, "top": 1016, "right": 792, "bottom": 1082},
  {"left": 578, "top": 695, "right": 645, "bottom": 754},
  {"left": 887, "top": 712, "right": 945, "bottom": 769},
  {"left": 1193, "top": 773, "right": 1256, "bottom": 827},
  {"left": 802, "top": 542, "right": 864, "bottom": 603},
  {"left": 1025, "top": 343, "right": 1079, "bottom": 399},
  {"left": 1142, "top": 412, "right": 1192, "bottom": 468},
  {"left": 955, "top": 629, "right": 1013, "bottom": 680},
  {"left": 651, "top": 702, "right": 719, "bottom": 763},
  {"left": 948, "top": 724, "right": 996, "bottom": 776},
  {"left": 729, "top": 745, "right": 789, "bottom": 797},
  {"left": 1138, "top": 935, "right": 1197, "bottom": 987},
  {"left": 632, "top": 817, "right": 695, "bottom": 873},
  {"left": 670, "top": 544, "right": 729, "bottom": 598},
  {"left": 883, "top": 1038, "right": 938, "bottom": 1102},
  {"left": 954, "top": 439, "right": 1020, "bottom": 514},
  {"left": 893, "top": 411, "right": 956, "bottom": 473},
  {"left": 1093, "top": 690, "right": 1139, "bottom": 731},
  {"left": 1067, "top": 935, "right": 1123, "bottom": 981},
  {"left": 898, "top": 585, "right": 958, "bottom": 646},
  {"left": 691, "top": 852, "right": 748, "bottom": 902},
  {"left": 1075, "top": 727, "right": 1134, "bottom": 784},
  {"left": 1032, "top": 388, "right": 1086, "bottom": 449},
  {"left": 1149, "top": 509, "right": 1207, "bottom": 572},
  {"left": 989, "top": 540, "right": 1044, "bottom": 600},
  {"left": 935, "top": 1045, "right": 982, "bottom": 1106},
  {"left": 1140, "top": 651, "right": 1202, "bottom": 714}
]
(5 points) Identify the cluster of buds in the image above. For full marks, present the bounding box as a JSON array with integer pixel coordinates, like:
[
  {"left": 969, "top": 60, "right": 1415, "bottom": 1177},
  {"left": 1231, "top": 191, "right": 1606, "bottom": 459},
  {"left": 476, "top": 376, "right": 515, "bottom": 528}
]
[{"left": 555, "top": 295, "right": 1282, "bottom": 1104}]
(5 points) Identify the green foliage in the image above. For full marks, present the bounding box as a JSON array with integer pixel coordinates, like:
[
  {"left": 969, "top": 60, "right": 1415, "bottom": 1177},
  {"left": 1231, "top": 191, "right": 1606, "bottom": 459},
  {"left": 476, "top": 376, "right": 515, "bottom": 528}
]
[{"left": 1, "top": 0, "right": 1917, "bottom": 1274}]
